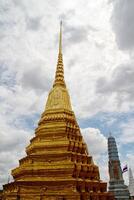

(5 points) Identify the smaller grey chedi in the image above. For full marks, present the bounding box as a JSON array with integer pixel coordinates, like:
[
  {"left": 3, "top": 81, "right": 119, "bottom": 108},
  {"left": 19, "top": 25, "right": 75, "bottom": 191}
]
[{"left": 108, "top": 135, "right": 130, "bottom": 200}]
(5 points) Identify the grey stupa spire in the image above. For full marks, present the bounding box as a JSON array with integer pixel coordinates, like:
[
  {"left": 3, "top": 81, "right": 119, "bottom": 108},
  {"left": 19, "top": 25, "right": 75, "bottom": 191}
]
[
  {"left": 128, "top": 168, "right": 134, "bottom": 199},
  {"left": 108, "top": 135, "right": 130, "bottom": 200}
]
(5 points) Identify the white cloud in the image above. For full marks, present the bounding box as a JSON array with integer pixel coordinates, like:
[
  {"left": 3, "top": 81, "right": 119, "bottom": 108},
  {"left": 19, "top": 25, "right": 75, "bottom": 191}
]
[
  {"left": 0, "top": 114, "right": 33, "bottom": 187},
  {"left": 81, "top": 127, "right": 109, "bottom": 181},
  {"left": 81, "top": 127, "right": 107, "bottom": 158}
]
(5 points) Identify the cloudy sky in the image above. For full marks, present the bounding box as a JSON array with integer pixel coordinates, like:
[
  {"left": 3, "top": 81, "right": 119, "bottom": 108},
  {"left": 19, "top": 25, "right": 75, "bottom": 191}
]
[{"left": 0, "top": 0, "right": 134, "bottom": 188}]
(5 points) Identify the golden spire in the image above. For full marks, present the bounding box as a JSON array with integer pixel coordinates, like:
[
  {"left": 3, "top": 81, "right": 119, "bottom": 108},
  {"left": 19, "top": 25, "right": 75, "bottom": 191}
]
[
  {"left": 45, "top": 21, "right": 72, "bottom": 111},
  {"left": 53, "top": 21, "right": 66, "bottom": 87},
  {"left": 59, "top": 20, "right": 62, "bottom": 54}
]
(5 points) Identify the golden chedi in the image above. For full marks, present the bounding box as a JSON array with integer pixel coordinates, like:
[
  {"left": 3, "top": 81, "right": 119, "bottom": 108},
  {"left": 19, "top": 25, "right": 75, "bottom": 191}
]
[{"left": 2, "top": 22, "right": 114, "bottom": 200}]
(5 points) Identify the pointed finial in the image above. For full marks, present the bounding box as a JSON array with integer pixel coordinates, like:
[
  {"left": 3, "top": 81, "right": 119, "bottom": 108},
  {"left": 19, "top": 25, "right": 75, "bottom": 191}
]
[
  {"left": 59, "top": 21, "right": 62, "bottom": 54},
  {"left": 53, "top": 21, "right": 66, "bottom": 88}
]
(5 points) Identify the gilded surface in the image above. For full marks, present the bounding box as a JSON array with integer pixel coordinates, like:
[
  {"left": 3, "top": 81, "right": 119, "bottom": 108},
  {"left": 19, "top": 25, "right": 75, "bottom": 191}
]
[
  {"left": 45, "top": 86, "right": 72, "bottom": 111},
  {"left": 2, "top": 23, "right": 114, "bottom": 200}
]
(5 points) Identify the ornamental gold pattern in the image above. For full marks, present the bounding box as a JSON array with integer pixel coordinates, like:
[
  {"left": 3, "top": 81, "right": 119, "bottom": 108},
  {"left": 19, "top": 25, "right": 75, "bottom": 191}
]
[{"left": 1, "top": 23, "right": 114, "bottom": 200}]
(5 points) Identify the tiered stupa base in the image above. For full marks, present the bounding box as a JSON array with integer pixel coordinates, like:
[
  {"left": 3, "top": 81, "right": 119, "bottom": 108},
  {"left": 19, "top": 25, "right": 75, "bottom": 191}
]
[{"left": 3, "top": 180, "right": 114, "bottom": 200}]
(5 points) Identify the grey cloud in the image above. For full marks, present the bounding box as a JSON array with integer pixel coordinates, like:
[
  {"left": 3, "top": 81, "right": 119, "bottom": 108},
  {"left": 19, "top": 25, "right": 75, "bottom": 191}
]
[
  {"left": 0, "top": 137, "right": 23, "bottom": 153},
  {"left": 12, "top": 0, "right": 42, "bottom": 31},
  {"left": 108, "top": 0, "right": 116, "bottom": 3},
  {"left": 65, "top": 25, "right": 89, "bottom": 44},
  {"left": 59, "top": 10, "right": 76, "bottom": 22},
  {"left": 96, "top": 63, "right": 134, "bottom": 102},
  {"left": 0, "top": 151, "right": 24, "bottom": 187},
  {"left": 63, "top": 24, "right": 97, "bottom": 48},
  {"left": 0, "top": 0, "right": 11, "bottom": 13},
  {"left": 0, "top": 129, "right": 29, "bottom": 153},
  {"left": 0, "top": 63, "right": 16, "bottom": 88},
  {"left": 0, "top": 120, "right": 31, "bottom": 187},
  {"left": 0, "top": 131, "right": 28, "bottom": 187},
  {"left": 0, "top": 1, "right": 17, "bottom": 30},
  {"left": 20, "top": 65, "right": 51, "bottom": 94},
  {"left": 26, "top": 16, "right": 41, "bottom": 31},
  {"left": 111, "top": 0, "right": 134, "bottom": 50},
  {"left": 68, "top": 58, "right": 77, "bottom": 68},
  {"left": 12, "top": 0, "right": 29, "bottom": 13},
  {"left": 59, "top": 10, "right": 97, "bottom": 47},
  {"left": 54, "top": 22, "right": 89, "bottom": 48}
]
